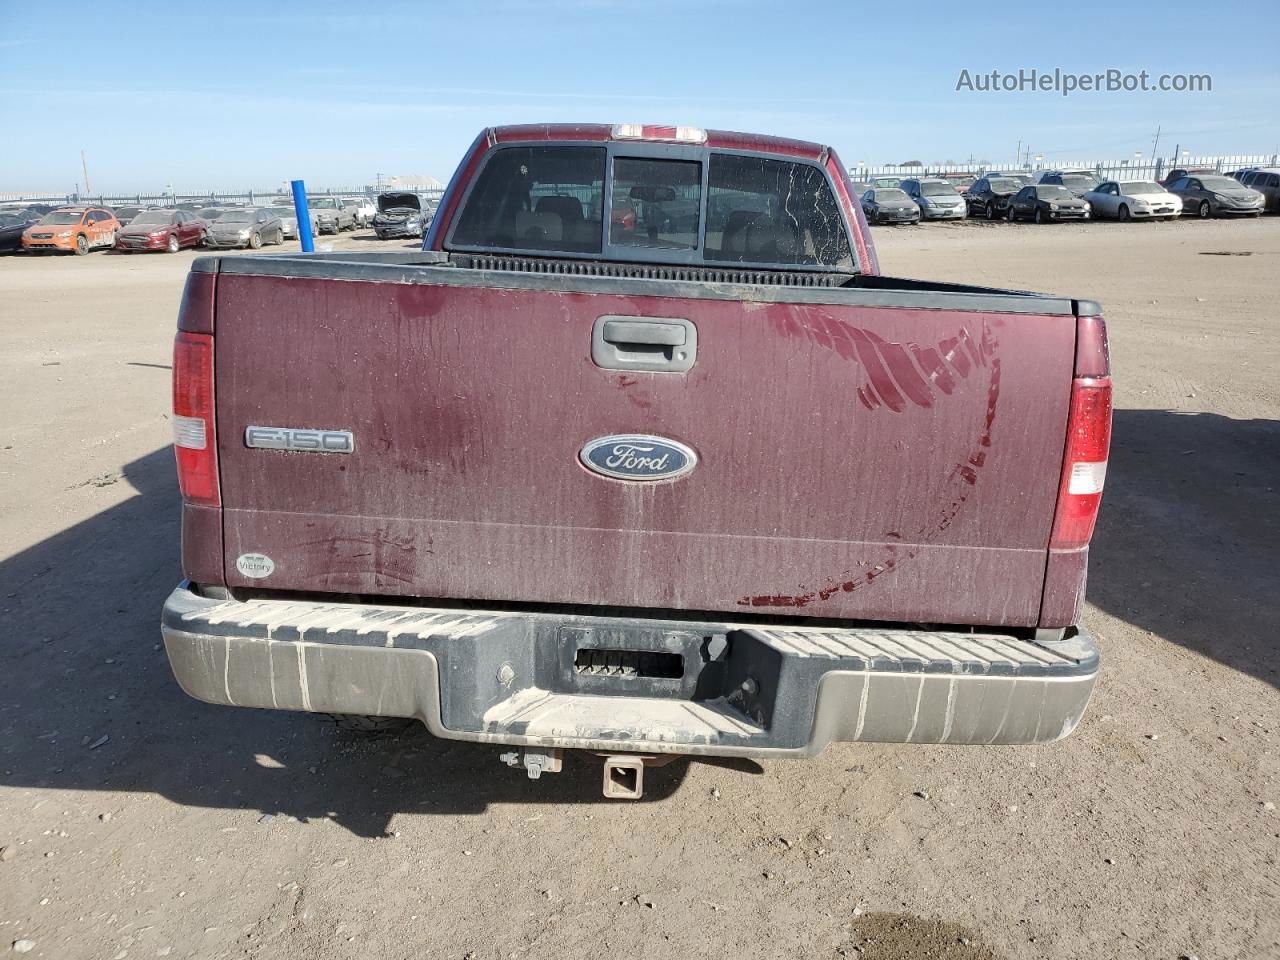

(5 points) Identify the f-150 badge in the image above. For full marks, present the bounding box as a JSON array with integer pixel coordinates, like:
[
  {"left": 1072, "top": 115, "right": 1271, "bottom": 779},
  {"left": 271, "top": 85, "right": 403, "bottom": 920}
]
[
  {"left": 245, "top": 426, "right": 354, "bottom": 454},
  {"left": 579, "top": 435, "right": 696, "bottom": 481}
]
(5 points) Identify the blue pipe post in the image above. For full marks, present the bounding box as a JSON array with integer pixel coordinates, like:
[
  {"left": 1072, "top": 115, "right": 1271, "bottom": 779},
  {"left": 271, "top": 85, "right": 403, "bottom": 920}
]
[{"left": 290, "top": 179, "right": 315, "bottom": 253}]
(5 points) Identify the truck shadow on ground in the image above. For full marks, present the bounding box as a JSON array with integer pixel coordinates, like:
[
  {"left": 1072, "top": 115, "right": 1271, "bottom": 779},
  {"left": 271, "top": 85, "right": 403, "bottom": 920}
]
[
  {"left": 0, "top": 448, "right": 759, "bottom": 838},
  {"left": 1, "top": 409, "right": 1273, "bottom": 836},
  {"left": 1088, "top": 408, "right": 1279, "bottom": 690}
]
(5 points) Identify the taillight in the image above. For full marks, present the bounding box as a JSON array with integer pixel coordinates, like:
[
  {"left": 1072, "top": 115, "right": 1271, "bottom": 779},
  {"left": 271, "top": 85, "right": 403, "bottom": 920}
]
[
  {"left": 172, "top": 331, "right": 219, "bottom": 507},
  {"left": 1050, "top": 315, "right": 1112, "bottom": 549},
  {"left": 177, "top": 270, "right": 215, "bottom": 334}
]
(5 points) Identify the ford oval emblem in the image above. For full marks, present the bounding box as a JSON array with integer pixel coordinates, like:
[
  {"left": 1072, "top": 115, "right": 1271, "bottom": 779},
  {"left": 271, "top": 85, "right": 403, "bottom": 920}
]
[{"left": 580, "top": 434, "right": 697, "bottom": 482}]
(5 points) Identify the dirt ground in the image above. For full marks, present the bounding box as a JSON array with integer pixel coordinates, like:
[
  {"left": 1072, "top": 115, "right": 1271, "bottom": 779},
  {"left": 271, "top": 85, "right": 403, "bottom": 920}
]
[{"left": 1, "top": 219, "right": 1277, "bottom": 960}]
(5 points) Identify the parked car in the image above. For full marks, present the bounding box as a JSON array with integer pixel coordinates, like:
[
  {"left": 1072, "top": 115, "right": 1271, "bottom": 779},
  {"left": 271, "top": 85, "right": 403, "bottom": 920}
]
[
  {"left": 266, "top": 205, "right": 318, "bottom": 240},
  {"left": 196, "top": 206, "right": 227, "bottom": 223},
  {"left": 1159, "top": 166, "right": 1215, "bottom": 187},
  {"left": 871, "top": 176, "right": 902, "bottom": 189},
  {"left": 0, "top": 209, "right": 40, "bottom": 252},
  {"left": 12, "top": 202, "right": 57, "bottom": 217},
  {"left": 849, "top": 180, "right": 871, "bottom": 197},
  {"left": 204, "top": 207, "right": 285, "bottom": 248},
  {"left": 111, "top": 205, "right": 154, "bottom": 224},
  {"left": 1037, "top": 170, "right": 1101, "bottom": 198},
  {"left": 373, "top": 191, "right": 430, "bottom": 239},
  {"left": 1167, "top": 174, "right": 1265, "bottom": 218},
  {"left": 938, "top": 173, "right": 977, "bottom": 193},
  {"left": 1238, "top": 168, "right": 1280, "bottom": 213},
  {"left": 964, "top": 176, "right": 1023, "bottom": 220},
  {"left": 115, "top": 209, "right": 209, "bottom": 253},
  {"left": 308, "top": 196, "right": 356, "bottom": 234},
  {"left": 1081, "top": 180, "right": 1180, "bottom": 221},
  {"left": 901, "top": 178, "right": 967, "bottom": 220},
  {"left": 163, "top": 122, "right": 1111, "bottom": 801},
  {"left": 343, "top": 196, "right": 376, "bottom": 228},
  {"left": 1227, "top": 167, "right": 1258, "bottom": 182},
  {"left": 22, "top": 206, "right": 120, "bottom": 254},
  {"left": 982, "top": 172, "right": 1031, "bottom": 187},
  {"left": 860, "top": 187, "right": 921, "bottom": 224},
  {"left": 1006, "top": 184, "right": 1090, "bottom": 223}
]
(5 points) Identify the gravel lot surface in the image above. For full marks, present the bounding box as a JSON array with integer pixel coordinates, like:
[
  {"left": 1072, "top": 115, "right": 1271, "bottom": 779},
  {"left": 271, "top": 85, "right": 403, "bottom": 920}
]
[{"left": 1, "top": 220, "right": 1277, "bottom": 960}]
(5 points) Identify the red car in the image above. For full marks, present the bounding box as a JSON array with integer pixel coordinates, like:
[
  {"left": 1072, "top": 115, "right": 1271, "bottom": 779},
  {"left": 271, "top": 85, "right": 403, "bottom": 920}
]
[
  {"left": 938, "top": 172, "right": 978, "bottom": 193},
  {"left": 114, "top": 209, "right": 208, "bottom": 253}
]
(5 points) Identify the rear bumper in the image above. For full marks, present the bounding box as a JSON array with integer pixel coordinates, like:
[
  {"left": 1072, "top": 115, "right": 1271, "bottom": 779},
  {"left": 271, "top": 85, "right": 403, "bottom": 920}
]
[{"left": 161, "top": 585, "right": 1099, "bottom": 758}]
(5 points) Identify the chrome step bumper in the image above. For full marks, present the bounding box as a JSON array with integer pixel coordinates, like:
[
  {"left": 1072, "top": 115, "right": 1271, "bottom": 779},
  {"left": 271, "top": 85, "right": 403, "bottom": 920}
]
[{"left": 161, "top": 585, "right": 1098, "bottom": 757}]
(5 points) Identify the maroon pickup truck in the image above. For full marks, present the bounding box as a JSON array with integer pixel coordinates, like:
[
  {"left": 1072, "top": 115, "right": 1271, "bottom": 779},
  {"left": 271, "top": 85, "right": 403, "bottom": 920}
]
[{"left": 162, "top": 123, "right": 1111, "bottom": 798}]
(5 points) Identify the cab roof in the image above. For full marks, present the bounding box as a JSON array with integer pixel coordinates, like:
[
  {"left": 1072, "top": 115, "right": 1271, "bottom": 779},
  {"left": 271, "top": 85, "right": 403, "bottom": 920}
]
[{"left": 488, "top": 123, "right": 828, "bottom": 161}]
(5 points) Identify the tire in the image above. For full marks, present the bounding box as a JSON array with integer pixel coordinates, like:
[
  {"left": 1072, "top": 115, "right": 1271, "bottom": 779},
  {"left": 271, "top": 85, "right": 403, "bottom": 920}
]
[
  {"left": 985, "top": 203, "right": 996, "bottom": 221},
  {"left": 248, "top": 231, "right": 262, "bottom": 249},
  {"left": 1034, "top": 208, "right": 1044, "bottom": 224},
  {"left": 324, "top": 714, "right": 417, "bottom": 737},
  {"left": 167, "top": 233, "right": 180, "bottom": 253},
  {"left": 1118, "top": 204, "right": 1130, "bottom": 222},
  {"left": 200, "top": 230, "right": 209, "bottom": 247},
  {"left": 1006, "top": 207, "right": 1016, "bottom": 222},
  {"left": 74, "top": 234, "right": 89, "bottom": 256},
  {"left": 1198, "top": 200, "right": 1211, "bottom": 219}
]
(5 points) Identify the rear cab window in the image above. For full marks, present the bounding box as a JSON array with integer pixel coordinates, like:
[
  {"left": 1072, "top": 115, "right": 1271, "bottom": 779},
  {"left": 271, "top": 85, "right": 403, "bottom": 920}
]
[
  {"left": 447, "top": 141, "right": 854, "bottom": 271},
  {"left": 706, "top": 154, "right": 851, "bottom": 267},
  {"left": 610, "top": 157, "right": 701, "bottom": 250},
  {"left": 452, "top": 146, "right": 606, "bottom": 254}
]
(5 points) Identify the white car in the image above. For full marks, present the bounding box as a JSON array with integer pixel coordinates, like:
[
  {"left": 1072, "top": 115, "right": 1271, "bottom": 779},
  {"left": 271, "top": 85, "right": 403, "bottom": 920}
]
[
  {"left": 342, "top": 196, "right": 376, "bottom": 228},
  {"left": 1083, "top": 180, "right": 1181, "bottom": 221}
]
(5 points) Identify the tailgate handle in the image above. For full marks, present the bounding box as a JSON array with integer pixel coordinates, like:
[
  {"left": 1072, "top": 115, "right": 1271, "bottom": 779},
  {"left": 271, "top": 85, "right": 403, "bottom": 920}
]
[{"left": 592, "top": 316, "right": 697, "bottom": 373}]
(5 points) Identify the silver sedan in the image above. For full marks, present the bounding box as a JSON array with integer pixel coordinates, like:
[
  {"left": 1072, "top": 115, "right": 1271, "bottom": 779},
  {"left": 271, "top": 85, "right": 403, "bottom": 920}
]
[
  {"left": 204, "top": 208, "right": 286, "bottom": 249},
  {"left": 266, "top": 206, "right": 319, "bottom": 240}
]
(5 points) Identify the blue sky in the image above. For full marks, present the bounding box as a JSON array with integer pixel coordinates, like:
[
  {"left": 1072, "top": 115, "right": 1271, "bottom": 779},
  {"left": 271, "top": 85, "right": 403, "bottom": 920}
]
[{"left": 1, "top": 0, "right": 1276, "bottom": 193}]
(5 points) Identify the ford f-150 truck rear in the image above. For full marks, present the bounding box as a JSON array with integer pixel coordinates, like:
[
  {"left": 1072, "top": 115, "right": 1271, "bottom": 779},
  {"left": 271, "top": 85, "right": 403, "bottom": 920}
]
[{"left": 162, "top": 123, "right": 1111, "bottom": 797}]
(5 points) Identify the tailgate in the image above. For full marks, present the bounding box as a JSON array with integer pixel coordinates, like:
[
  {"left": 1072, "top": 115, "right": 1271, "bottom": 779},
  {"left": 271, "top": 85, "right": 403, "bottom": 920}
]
[{"left": 214, "top": 270, "right": 1074, "bottom": 626}]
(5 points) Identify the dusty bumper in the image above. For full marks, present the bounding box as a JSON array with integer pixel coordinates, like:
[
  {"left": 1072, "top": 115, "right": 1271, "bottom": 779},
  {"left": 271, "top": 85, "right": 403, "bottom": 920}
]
[
  {"left": 161, "top": 585, "right": 1099, "bottom": 758},
  {"left": 23, "top": 238, "right": 74, "bottom": 251},
  {"left": 374, "top": 223, "right": 422, "bottom": 238}
]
